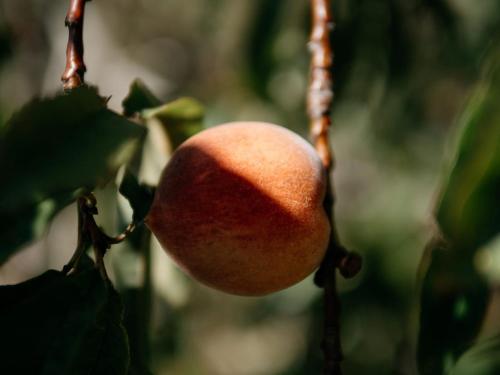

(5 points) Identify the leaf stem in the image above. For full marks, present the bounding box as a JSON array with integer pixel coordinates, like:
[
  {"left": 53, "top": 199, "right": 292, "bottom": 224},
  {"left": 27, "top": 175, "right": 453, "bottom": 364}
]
[
  {"left": 308, "top": 1, "right": 362, "bottom": 374},
  {"left": 61, "top": 0, "right": 91, "bottom": 90}
]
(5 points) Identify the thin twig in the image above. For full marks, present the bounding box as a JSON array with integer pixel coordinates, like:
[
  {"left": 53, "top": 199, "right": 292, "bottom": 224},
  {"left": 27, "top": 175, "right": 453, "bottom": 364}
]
[
  {"left": 320, "top": 181, "right": 344, "bottom": 375},
  {"left": 62, "top": 193, "right": 138, "bottom": 279},
  {"left": 308, "top": 0, "right": 334, "bottom": 170},
  {"left": 61, "top": 0, "right": 90, "bottom": 90},
  {"left": 108, "top": 222, "right": 137, "bottom": 245},
  {"left": 308, "top": 1, "right": 362, "bottom": 374},
  {"left": 62, "top": 197, "right": 88, "bottom": 275},
  {"left": 59, "top": 0, "right": 138, "bottom": 277}
]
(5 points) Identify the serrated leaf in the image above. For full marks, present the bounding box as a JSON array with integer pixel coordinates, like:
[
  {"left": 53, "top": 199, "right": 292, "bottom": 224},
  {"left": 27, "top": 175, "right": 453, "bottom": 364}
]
[
  {"left": 118, "top": 169, "right": 155, "bottom": 224},
  {"left": 0, "top": 86, "right": 146, "bottom": 211},
  {"left": 142, "top": 97, "right": 204, "bottom": 149},
  {"left": 122, "top": 79, "right": 161, "bottom": 117},
  {"left": 0, "top": 259, "right": 130, "bottom": 375},
  {"left": 0, "top": 86, "right": 146, "bottom": 263}
]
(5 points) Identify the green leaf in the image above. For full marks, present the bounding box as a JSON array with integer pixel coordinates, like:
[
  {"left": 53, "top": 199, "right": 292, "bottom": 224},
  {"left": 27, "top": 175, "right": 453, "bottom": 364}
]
[
  {"left": 0, "top": 260, "right": 130, "bottom": 375},
  {"left": 142, "top": 97, "right": 204, "bottom": 149},
  {"left": 0, "top": 86, "right": 146, "bottom": 263},
  {"left": 0, "top": 86, "right": 146, "bottom": 211},
  {"left": 0, "top": 24, "right": 13, "bottom": 70},
  {"left": 417, "top": 51, "right": 500, "bottom": 374},
  {"left": 118, "top": 169, "right": 155, "bottom": 224},
  {"left": 122, "top": 79, "right": 161, "bottom": 117},
  {"left": 436, "top": 60, "right": 500, "bottom": 249},
  {"left": 245, "top": 0, "right": 285, "bottom": 98},
  {"left": 417, "top": 243, "right": 489, "bottom": 375}
]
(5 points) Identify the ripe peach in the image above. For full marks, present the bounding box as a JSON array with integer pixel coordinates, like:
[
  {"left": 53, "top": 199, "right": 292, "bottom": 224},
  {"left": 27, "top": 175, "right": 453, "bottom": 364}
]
[{"left": 146, "top": 121, "right": 330, "bottom": 296}]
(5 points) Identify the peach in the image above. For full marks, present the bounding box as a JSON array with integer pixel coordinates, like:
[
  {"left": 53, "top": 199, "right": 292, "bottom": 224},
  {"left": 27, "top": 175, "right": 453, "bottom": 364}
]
[{"left": 146, "top": 121, "right": 330, "bottom": 296}]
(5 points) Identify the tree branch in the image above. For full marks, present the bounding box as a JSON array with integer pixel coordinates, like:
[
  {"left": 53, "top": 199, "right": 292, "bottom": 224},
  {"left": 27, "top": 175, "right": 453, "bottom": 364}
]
[
  {"left": 308, "top": 1, "right": 362, "bottom": 374},
  {"left": 62, "top": 194, "right": 138, "bottom": 279},
  {"left": 308, "top": 0, "right": 334, "bottom": 170},
  {"left": 61, "top": 0, "right": 90, "bottom": 90}
]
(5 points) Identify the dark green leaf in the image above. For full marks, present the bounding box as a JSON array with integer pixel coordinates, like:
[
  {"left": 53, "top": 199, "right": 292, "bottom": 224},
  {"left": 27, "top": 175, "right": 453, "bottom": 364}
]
[
  {"left": 245, "top": 0, "right": 285, "bottom": 98},
  {"left": 118, "top": 169, "right": 155, "bottom": 224},
  {"left": 113, "top": 210, "right": 154, "bottom": 374},
  {"left": 0, "top": 24, "right": 13, "bottom": 70},
  {"left": 142, "top": 97, "right": 204, "bottom": 149},
  {"left": 122, "top": 79, "right": 162, "bottom": 117},
  {"left": 0, "top": 86, "right": 146, "bottom": 211},
  {"left": 0, "top": 86, "right": 146, "bottom": 263},
  {"left": 122, "top": 286, "right": 155, "bottom": 375},
  {"left": 0, "top": 260, "right": 130, "bottom": 375},
  {"left": 417, "top": 243, "right": 489, "bottom": 375},
  {"left": 418, "top": 51, "right": 500, "bottom": 374},
  {"left": 417, "top": 52, "right": 500, "bottom": 374},
  {"left": 436, "top": 58, "right": 500, "bottom": 249}
]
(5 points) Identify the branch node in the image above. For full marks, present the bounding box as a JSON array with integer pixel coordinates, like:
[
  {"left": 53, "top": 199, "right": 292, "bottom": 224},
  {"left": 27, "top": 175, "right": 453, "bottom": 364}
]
[
  {"left": 337, "top": 251, "right": 363, "bottom": 279},
  {"left": 62, "top": 193, "right": 137, "bottom": 280}
]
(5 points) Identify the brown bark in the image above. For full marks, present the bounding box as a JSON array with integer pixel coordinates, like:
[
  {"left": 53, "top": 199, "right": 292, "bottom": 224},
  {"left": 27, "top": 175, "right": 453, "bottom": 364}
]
[
  {"left": 61, "top": 0, "right": 90, "bottom": 90},
  {"left": 308, "top": 1, "right": 362, "bottom": 374}
]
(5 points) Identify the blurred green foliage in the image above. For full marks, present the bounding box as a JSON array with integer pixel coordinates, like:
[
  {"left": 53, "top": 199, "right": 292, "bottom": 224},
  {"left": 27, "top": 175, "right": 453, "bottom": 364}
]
[
  {"left": 418, "top": 48, "right": 500, "bottom": 375},
  {"left": 437, "top": 57, "right": 500, "bottom": 249},
  {"left": 0, "top": 1, "right": 499, "bottom": 375}
]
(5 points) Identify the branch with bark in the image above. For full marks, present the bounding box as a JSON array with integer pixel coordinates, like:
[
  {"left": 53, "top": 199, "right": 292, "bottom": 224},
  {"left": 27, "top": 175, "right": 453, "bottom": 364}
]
[
  {"left": 60, "top": 0, "right": 138, "bottom": 278},
  {"left": 61, "top": 0, "right": 90, "bottom": 90},
  {"left": 308, "top": 1, "right": 362, "bottom": 374},
  {"left": 62, "top": 194, "right": 136, "bottom": 279}
]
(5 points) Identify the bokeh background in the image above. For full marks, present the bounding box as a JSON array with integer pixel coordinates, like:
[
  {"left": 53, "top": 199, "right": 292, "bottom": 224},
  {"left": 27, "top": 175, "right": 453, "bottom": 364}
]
[{"left": 1, "top": 1, "right": 500, "bottom": 374}]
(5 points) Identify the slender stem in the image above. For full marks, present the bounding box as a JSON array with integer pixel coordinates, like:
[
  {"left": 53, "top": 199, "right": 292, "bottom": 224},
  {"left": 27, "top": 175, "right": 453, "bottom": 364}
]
[
  {"left": 121, "top": 228, "right": 153, "bottom": 372},
  {"left": 142, "top": 229, "right": 152, "bottom": 366},
  {"left": 308, "top": 0, "right": 334, "bottom": 170},
  {"left": 62, "top": 198, "right": 88, "bottom": 275},
  {"left": 61, "top": 0, "right": 90, "bottom": 90},
  {"left": 108, "top": 222, "right": 137, "bottom": 245},
  {"left": 319, "top": 191, "right": 345, "bottom": 375},
  {"left": 59, "top": 0, "right": 136, "bottom": 277},
  {"left": 62, "top": 193, "right": 138, "bottom": 279},
  {"left": 308, "top": 1, "right": 361, "bottom": 374},
  {"left": 322, "top": 247, "right": 342, "bottom": 374}
]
